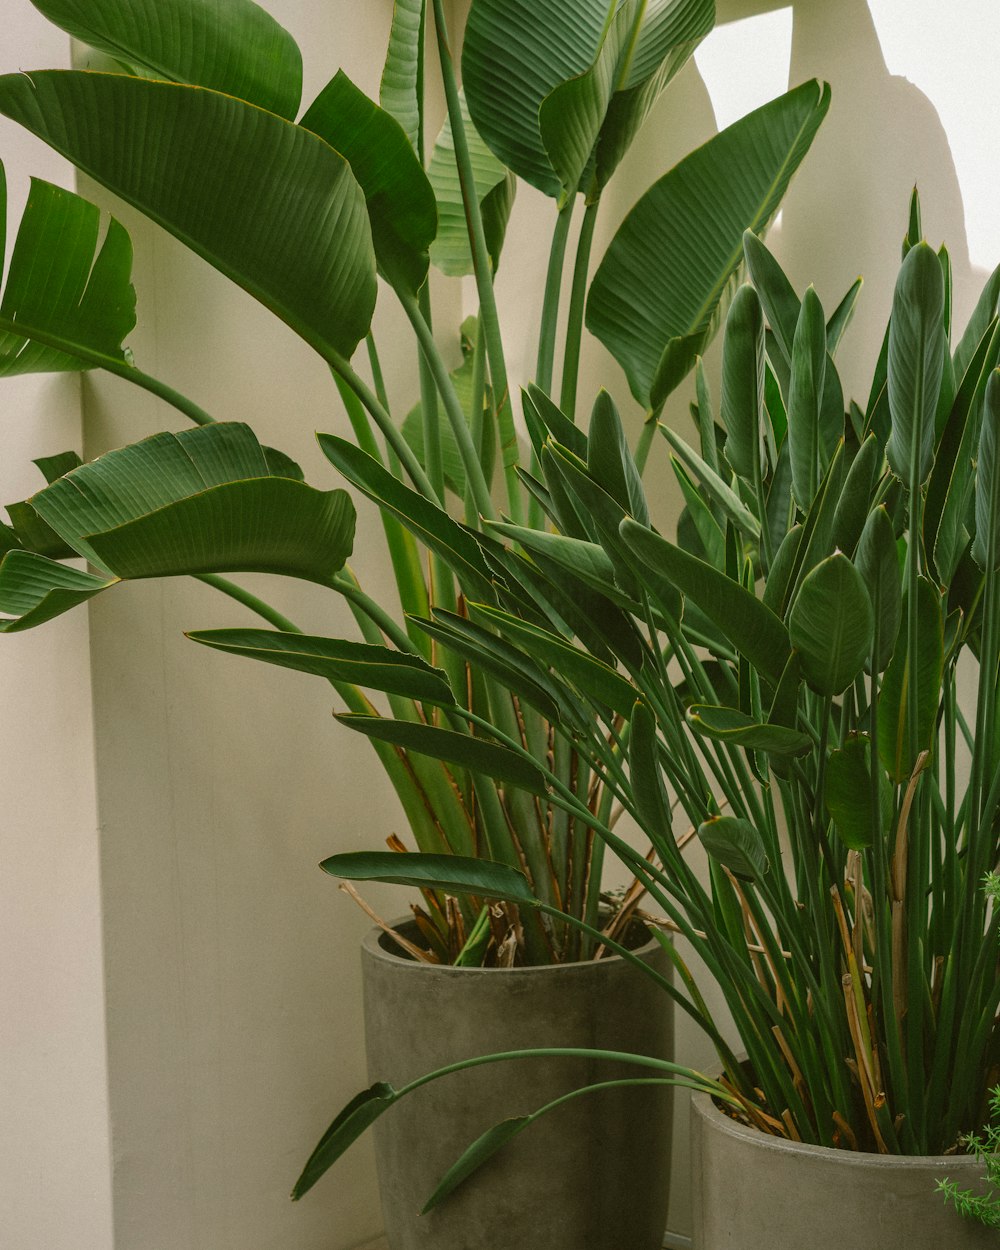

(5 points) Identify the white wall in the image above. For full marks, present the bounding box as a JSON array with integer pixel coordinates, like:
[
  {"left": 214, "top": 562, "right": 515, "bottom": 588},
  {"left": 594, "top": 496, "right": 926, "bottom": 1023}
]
[
  {"left": 0, "top": 13, "right": 113, "bottom": 1250},
  {"left": 3, "top": 1, "right": 998, "bottom": 1248}
]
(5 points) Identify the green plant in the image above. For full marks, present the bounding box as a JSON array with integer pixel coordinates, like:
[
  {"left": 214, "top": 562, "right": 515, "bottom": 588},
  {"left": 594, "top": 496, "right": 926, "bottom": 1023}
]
[
  {"left": 0, "top": 0, "right": 828, "bottom": 969},
  {"left": 311, "top": 189, "right": 1000, "bottom": 1199}
]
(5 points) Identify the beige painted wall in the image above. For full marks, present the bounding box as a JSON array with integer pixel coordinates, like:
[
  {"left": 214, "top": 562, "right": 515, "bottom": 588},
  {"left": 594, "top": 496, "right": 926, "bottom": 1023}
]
[
  {"left": 3, "top": 1, "right": 998, "bottom": 1248},
  {"left": 0, "top": 14, "right": 112, "bottom": 1250}
]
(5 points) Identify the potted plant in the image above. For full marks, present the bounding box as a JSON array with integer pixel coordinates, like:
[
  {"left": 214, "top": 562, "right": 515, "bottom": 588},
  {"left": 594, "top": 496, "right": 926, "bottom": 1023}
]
[
  {"left": 0, "top": 0, "right": 830, "bottom": 1244},
  {"left": 316, "top": 194, "right": 1000, "bottom": 1247}
]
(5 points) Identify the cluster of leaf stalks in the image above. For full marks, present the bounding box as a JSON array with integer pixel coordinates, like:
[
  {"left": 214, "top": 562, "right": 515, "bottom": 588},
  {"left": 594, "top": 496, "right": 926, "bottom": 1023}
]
[
  {"left": 0, "top": 0, "right": 829, "bottom": 969},
  {"left": 321, "top": 190, "right": 1000, "bottom": 1172}
]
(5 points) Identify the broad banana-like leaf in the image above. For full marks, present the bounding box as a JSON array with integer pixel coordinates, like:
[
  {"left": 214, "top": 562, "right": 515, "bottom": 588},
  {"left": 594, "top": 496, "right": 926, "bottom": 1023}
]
[
  {"left": 720, "top": 284, "right": 765, "bottom": 483},
  {"left": 380, "top": 0, "right": 425, "bottom": 151},
  {"left": 186, "top": 629, "right": 454, "bottom": 705},
  {"left": 697, "top": 815, "right": 768, "bottom": 882},
  {"left": 0, "top": 165, "right": 135, "bottom": 377},
  {"left": 592, "top": 0, "right": 715, "bottom": 193},
  {"left": 0, "top": 423, "right": 354, "bottom": 632},
  {"left": 300, "top": 71, "right": 437, "bottom": 294},
  {"left": 886, "top": 242, "right": 945, "bottom": 486},
  {"left": 588, "top": 81, "right": 830, "bottom": 408},
  {"left": 854, "top": 506, "right": 901, "bottom": 673},
  {"left": 427, "top": 90, "right": 516, "bottom": 277},
  {"left": 788, "top": 553, "right": 873, "bottom": 696},
  {"left": 0, "top": 72, "right": 377, "bottom": 362},
  {"left": 877, "top": 576, "right": 943, "bottom": 782},
  {"left": 830, "top": 434, "right": 880, "bottom": 558},
  {"left": 29, "top": 0, "right": 303, "bottom": 119}
]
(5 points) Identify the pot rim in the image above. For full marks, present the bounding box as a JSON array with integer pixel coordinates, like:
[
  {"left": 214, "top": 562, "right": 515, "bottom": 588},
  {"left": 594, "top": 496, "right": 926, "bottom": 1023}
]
[
  {"left": 691, "top": 1084, "right": 987, "bottom": 1170},
  {"left": 362, "top": 915, "right": 662, "bottom": 975}
]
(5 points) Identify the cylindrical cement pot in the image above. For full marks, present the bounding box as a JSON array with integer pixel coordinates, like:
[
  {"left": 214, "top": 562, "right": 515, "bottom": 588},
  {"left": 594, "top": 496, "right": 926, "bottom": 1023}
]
[
  {"left": 691, "top": 1087, "right": 996, "bottom": 1249},
  {"left": 362, "top": 921, "right": 673, "bottom": 1250}
]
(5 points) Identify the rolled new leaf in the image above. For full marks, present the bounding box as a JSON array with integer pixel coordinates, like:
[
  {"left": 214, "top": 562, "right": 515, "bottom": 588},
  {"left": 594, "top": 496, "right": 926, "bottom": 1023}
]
[
  {"left": 886, "top": 242, "right": 946, "bottom": 487},
  {"left": 788, "top": 553, "right": 873, "bottom": 696},
  {"left": 29, "top": 0, "right": 303, "bottom": 119},
  {"left": 973, "top": 370, "right": 1000, "bottom": 570},
  {"left": 721, "top": 284, "right": 765, "bottom": 483},
  {"left": 787, "top": 286, "right": 829, "bottom": 510}
]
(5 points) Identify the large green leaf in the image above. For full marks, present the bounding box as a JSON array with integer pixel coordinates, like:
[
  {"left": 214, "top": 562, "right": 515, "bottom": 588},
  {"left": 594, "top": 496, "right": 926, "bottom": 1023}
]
[
  {"left": 462, "top": 0, "right": 619, "bottom": 199},
  {"left": 886, "top": 242, "right": 946, "bottom": 486},
  {"left": 855, "top": 506, "right": 901, "bottom": 672},
  {"left": 29, "top": 0, "right": 302, "bottom": 119},
  {"left": 300, "top": 71, "right": 437, "bottom": 294},
  {"left": 620, "top": 519, "right": 790, "bottom": 682},
  {"left": 587, "top": 81, "right": 830, "bottom": 408},
  {"left": 592, "top": 0, "right": 715, "bottom": 193},
  {"left": 0, "top": 424, "right": 354, "bottom": 629},
  {"left": 0, "top": 71, "right": 376, "bottom": 361},
  {"left": 292, "top": 1082, "right": 399, "bottom": 1201},
  {"left": 427, "top": 90, "right": 516, "bottom": 277},
  {"left": 787, "top": 287, "right": 830, "bottom": 510},
  {"left": 686, "top": 704, "right": 811, "bottom": 755},
  {"left": 953, "top": 259, "right": 1000, "bottom": 387},
  {"left": 0, "top": 166, "right": 135, "bottom": 377},
  {"left": 825, "top": 734, "right": 891, "bottom": 851},
  {"left": 788, "top": 553, "right": 873, "bottom": 696},
  {"left": 186, "top": 629, "right": 453, "bottom": 705},
  {"left": 877, "top": 576, "right": 943, "bottom": 782},
  {"left": 320, "top": 850, "right": 540, "bottom": 904},
  {"left": 380, "top": 0, "right": 425, "bottom": 151},
  {"left": 336, "top": 717, "right": 548, "bottom": 795}
]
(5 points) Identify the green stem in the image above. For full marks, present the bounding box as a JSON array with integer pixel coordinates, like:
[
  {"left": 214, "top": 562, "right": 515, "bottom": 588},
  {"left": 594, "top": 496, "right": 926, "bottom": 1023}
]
[
  {"left": 430, "top": 0, "right": 521, "bottom": 522},
  {"left": 417, "top": 283, "right": 446, "bottom": 501},
  {"left": 633, "top": 409, "right": 659, "bottom": 475},
  {"left": 194, "top": 574, "right": 300, "bottom": 632},
  {"left": 560, "top": 199, "right": 599, "bottom": 421},
  {"left": 330, "top": 570, "right": 422, "bottom": 656},
  {"left": 535, "top": 201, "right": 574, "bottom": 397}
]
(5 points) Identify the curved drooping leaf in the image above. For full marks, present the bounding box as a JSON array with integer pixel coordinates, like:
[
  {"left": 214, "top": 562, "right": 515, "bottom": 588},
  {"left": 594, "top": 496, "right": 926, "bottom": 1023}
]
[
  {"left": 320, "top": 850, "right": 541, "bottom": 905},
  {"left": 686, "top": 704, "right": 811, "bottom": 755},
  {"left": 335, "top": 716, "right": 548, "bottom": 795},
  {"left": 720, "top": 284, "right": 765, "bottom": 482},
  {"left": 427, "top": 92, "right": 516, "bottom": 276},
  {"left": 462, "top": 0, "right": 620, "bottom": 199},
  {"left": 300, "top": 71, "right": 437, "bottom": 294},
  {"left": 788, "top": 554, "right": 873, "bottom": 696},
  {"left": 973, "top": 370, "right": 1000, "bottom": 570},
  {"left": 0, "top": 424, "right": 355, "bottom": 630},
  {"left": 620, "top": 519, "right": 790, "bottom": 682},
  {"left": 186, "top": 629, "right": 454, "bottom": 704},
  {"left": 886, "top": 242, "right": 946, "bottom": 486},
  {"left": 380, "top": 0, "right": 425, "bottom": 151},
  {"left": 292, "top": 1082, "right": 399, "bottom": 1201},
  {"left": 877, "top": 576, "right": 943, "bottom": 782},
  {"left": 317, "top": 434, "right": 496, "bottom": 604},
  {"left": 29, "top": 0, "right": 303, "bottom": 119},
  {"left": 0, "top": 71, "right": 377, "bottom": 361},
  {"left": 697, "top": 815, "right": 769, "bottom": 882},
  {"left": 587, "top": 81, "right": 830, "bottom": 408},
  {"left": 0, "top": 166, "right": 136, "bottom": 377},
  {"left": 422, "top": 1116, "right": 531, "bottom": 1213}
]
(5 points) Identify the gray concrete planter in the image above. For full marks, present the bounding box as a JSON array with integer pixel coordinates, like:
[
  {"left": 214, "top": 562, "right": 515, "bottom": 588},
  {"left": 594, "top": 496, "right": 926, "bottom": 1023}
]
[
  {"left": 362, "top": 920, "right": 673, "bottom": 1250},
  {"left": 691, "top": 1087, "right": 996, "bottom": 1248}
]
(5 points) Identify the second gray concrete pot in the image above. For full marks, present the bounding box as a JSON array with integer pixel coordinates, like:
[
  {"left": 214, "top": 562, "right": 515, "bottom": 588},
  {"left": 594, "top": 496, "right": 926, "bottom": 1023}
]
[
  {"left": 362, "top": 920, "right": 673, "bottom": 1250},
  {"left": 691, "top": 1087, "right": 996, "bottom": 1248}
]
